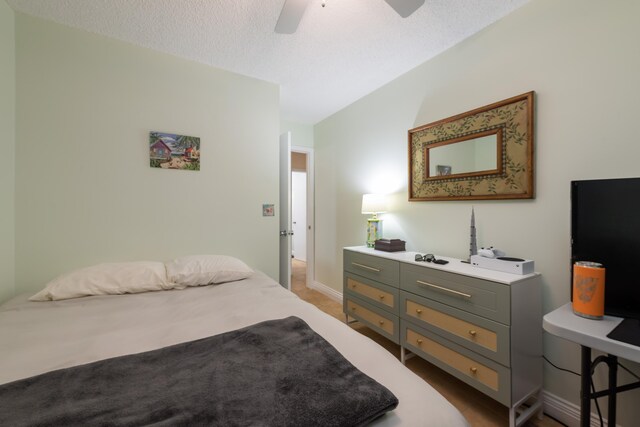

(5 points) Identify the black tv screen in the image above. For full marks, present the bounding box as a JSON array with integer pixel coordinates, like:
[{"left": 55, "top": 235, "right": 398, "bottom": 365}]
[{"left": 571, "top": 177, "right": 640, "bottom": 319}]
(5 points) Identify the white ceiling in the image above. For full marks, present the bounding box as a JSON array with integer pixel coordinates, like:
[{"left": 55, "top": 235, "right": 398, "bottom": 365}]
[{"left": 7, "top": 0, "right": 530, "bottom": 124}]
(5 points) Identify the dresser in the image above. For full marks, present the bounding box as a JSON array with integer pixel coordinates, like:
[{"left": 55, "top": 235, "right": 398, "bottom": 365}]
[{"left": 343, "top": 246, "right": 542, "bottom": 427}]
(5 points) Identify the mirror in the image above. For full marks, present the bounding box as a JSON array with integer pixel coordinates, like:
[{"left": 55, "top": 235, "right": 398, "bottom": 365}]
[
  {"left": 425, "top": 129, "right": 502, "bottom": 180},
  {"left": 408, "top": 92, "right": 534, "bottom": 201}
]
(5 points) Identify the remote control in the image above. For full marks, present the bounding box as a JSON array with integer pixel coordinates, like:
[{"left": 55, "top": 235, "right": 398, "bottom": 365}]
[{"left": 433, "top": 259, "right": 449, "bottom": 265}]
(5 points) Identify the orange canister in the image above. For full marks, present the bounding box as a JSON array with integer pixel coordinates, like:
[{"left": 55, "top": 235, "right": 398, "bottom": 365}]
[{"left": 572, "top": 261, "right": 605, "bottom": 319}]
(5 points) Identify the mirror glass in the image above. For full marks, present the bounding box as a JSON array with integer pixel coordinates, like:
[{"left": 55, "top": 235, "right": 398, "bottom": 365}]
[{"left": 426, "top": 130, "right": 501, "bottom": 179}]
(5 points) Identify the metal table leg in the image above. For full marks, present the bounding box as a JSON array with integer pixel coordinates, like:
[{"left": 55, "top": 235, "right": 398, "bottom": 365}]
[
  {"left": 580, "top": 346, "right": 591, "bottom": 427},
  {"left": 582, "top": 350, "right": 625, "bottom": 427},
  {"left": 607, "top": 355, "right": 617, "bottom": 427}
]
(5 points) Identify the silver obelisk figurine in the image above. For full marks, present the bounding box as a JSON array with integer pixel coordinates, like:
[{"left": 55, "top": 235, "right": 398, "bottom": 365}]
[{"left": 469, "top": 207, "right": 477, "bottom": 261}]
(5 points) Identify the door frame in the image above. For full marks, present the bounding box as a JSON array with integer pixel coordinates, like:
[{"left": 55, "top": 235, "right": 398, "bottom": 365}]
[{"left": 291, "top": 145, "right": 314, "bottom": 288}]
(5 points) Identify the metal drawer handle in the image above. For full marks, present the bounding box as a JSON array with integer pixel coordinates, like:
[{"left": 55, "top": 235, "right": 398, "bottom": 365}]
[
  {"left": 415, "top": 308, "right": 423, "bottom": 314},
  {"left": 378, "top": 320, "right": 385, "bottom": 325},
  {"left": 351, "top": 307, "right": 356, "bottom": 311},
  {"left": 468, "top": 330, "right": 477, "bottom": 336},
  {"left": 470, "top": 367, "right": 478, "bottom": 374},
  {"left": 416, "top": 280, "right": 472, "bottom": 299},
  {"left": 416, "top": 339, "right": 423, "bottom": 345},
  {"left": 351, "top": 262, "right": 381, "bottom": 272},
  {"left": 378, "top": 295, "right": 385, "bottom": 300}
]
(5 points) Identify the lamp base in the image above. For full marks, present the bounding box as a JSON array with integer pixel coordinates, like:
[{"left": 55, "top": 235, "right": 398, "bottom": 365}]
[{"left": 366, "top": 218, "right": 382, "bottom": 248}]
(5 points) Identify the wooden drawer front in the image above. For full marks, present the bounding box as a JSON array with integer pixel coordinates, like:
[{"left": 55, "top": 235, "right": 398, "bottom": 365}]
[
  {"left": 402, "top": 321, "right": 511, "bottom": 405},
  {"left": 345, "top": 297, "right": 399, "bottom": 343},
  {"left": 401, "top": 291, "right": 510, "bottom": 366},
  {"left": 407, "top": 328, "right": 498, "bottom": 390},
  {"left": 400, "top": 263, "right": 510, "bottom": 325},
  {"left": 345, "top": 273, "right": 397, "bottom": 312},
  {"left": 344, "top": 251, "right": 399, "bottom": 287}
]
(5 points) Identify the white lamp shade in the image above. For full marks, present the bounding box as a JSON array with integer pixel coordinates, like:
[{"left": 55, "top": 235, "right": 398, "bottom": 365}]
[{"left": 361, "top": 194, "right": 388, "bottom": 214}]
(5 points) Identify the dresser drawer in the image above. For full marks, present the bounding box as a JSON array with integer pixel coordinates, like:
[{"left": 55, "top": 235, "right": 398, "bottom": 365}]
[
  {"left": 402, "top": 320, "right": 511, "bottom": 405},
  {"left": 345, "top": 296, "right": 399, "bottom": 344},
  {"left": 344, "top": 273, "right": 398, "bottom": 313},
  {"left": 400, "top": 291, "right": 510, "bottom": 366},
  {"left": 344, "top": 251, "right": 400, "bottom": 287},
  {"left": 400, "top": 263, "right": 510, "bottom": 324}
]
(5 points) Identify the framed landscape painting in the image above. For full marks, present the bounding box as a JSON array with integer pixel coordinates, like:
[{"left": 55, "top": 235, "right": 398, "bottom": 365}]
[{"left": 149, "top": 131, "right": 200, "bottom": 171}]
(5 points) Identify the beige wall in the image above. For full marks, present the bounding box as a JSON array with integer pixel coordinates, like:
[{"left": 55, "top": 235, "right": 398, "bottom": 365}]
[
  {"left": 0, "top": 0, "right": 15, "bottom": 303},
  {"left": 314, "top": 0, "right": 640, "bottom": 422},
  {"left": 281, "top": 119, "right": 314, "bottom": 148},
  {"left": 14, "top": 14, "right": 280, "bottom": 296}
]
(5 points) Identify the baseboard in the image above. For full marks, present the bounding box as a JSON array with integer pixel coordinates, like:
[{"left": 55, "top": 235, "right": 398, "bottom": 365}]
[
  {"left": 308, "top": 280, "right": 342, "bottom": 303},
  {"left": 542, "top": 389, "right": 616, "bottom": 427}
]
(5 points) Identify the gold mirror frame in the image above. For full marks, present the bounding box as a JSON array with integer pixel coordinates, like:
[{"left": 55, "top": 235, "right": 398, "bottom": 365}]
[{"left": 409, "top": 92, "right": 534, "bottom": 201}]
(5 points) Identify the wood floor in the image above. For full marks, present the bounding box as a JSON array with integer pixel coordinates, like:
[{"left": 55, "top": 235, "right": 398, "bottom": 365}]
[{"left": 290, "top": 259, "right": 564, "bottom": 427}]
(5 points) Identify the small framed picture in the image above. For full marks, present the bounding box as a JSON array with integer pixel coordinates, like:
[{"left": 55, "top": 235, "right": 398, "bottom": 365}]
[
  {"left": 262, "top": 204, "right": 274, "bottom": 217},
  {"left": 436, "top": 165, "right": 452, "bottom": 176},
  {"left": 149, "top": 131, "right": 200, "bottom": 171}
]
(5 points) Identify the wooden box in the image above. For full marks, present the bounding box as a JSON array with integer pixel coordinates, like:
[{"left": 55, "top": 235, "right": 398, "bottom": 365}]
[{"left": 374, "top": 239, "right": 406, "bottom": 252}]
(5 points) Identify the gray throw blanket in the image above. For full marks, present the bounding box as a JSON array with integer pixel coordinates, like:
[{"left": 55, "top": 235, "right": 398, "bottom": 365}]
[{"left": 0, "top": 316, "right": 398, "bottom": 426}]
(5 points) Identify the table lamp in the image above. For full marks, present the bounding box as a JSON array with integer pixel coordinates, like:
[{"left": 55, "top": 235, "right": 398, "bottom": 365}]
[{"left": 361, "top": 194, "right": 387, "bottom": 248}]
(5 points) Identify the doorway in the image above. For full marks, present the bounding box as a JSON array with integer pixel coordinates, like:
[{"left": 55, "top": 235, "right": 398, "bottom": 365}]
[
  {"left": 292, "top": 164, "right": 307, "bottom": 261},
  {"left": 291, "top": 147, "right": 314, "bottom": 289}
]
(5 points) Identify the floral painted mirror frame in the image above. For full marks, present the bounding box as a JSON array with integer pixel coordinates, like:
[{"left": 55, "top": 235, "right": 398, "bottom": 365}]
[{"left": 408, "top": 92, "right": 534, "bottom": 201}]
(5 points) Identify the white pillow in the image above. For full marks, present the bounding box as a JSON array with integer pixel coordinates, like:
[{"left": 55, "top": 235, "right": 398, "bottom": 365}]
[
  {"left": 29, "top": 261, "right": 172, "bottom": 301},
  {"left": 165, "top": 255, "right": 254, "bottom": 287}
]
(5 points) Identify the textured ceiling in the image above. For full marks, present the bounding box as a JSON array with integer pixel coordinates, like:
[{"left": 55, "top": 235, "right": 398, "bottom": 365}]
[{"left": 7, "top": 0, "right": 530, "bottom": 124}]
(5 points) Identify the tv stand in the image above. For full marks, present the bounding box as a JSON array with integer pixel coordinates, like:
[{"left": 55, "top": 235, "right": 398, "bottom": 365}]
[{"left": 543, "top": 303, "right": 640, "bottom": 427}]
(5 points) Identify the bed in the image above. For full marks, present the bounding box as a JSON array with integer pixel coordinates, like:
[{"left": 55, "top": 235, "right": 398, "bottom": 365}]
[{"left": 0, "top": 257, "right": 468, "bottom": 426}]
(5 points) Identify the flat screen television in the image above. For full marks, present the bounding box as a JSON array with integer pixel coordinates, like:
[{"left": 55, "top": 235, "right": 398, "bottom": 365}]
[{"left": 571, "top": 177, "right": 640, "bottom": 320}]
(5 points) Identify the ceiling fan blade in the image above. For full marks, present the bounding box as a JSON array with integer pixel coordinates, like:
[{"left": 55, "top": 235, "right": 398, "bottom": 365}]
[
  {"left": 384, "top": 0, "right": 425, "bottom": 18},
  {"left": 275, "top": 0, "right": 310, "bottom": 34}
]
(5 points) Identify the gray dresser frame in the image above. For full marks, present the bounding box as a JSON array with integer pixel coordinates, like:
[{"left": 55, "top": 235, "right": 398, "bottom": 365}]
[{"left": 343, "top": 247, "right": 542, "bottom": 427}]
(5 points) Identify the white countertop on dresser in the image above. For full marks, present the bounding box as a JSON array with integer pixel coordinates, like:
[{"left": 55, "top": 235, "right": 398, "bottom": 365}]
[{"left": 344, "top": 246, "right": 539, "bottom": 285}]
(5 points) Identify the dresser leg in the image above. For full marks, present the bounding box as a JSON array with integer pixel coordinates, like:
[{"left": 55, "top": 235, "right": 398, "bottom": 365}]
[
  {"left": 509, "top": 388, "right": 543, "bottom": 427},
  {"left": 537, "top": 388, "right": 544, "bottom": 420},
  {"left": 509, "top": 407, "right": 516, "bottom": 427},
  {"left": 344, "top": 314, "right": 359, "bottom": 326},
  {"left": 400, "top": 346, "right": 415, "bottom": 364}
]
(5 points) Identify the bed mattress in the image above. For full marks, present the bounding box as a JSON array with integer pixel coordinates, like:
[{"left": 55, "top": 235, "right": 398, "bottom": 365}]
[{"left": 0, "top": 271, "right": 468, "bottom": 426}]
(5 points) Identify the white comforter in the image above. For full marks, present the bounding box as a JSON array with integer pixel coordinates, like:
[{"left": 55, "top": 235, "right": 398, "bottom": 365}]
[{"left": 0, "top": 272, "right": 468, "bottom": 426}]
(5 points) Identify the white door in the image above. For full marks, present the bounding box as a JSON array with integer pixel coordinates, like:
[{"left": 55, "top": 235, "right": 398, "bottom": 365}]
[
  {"left": 292, "top": 171, "right": 307, "bottom": 262},
  {"left": 278, "top": 132, "right": 292, "bottom": 289}
]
